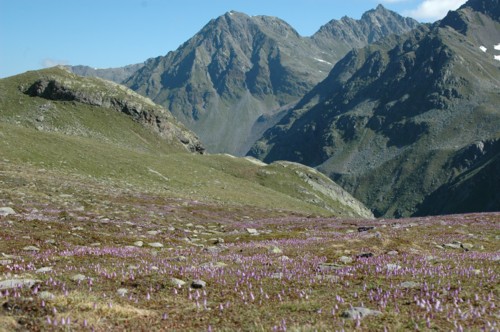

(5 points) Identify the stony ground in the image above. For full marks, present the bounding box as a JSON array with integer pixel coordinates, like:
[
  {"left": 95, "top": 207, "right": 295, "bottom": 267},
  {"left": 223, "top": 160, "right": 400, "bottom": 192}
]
[{"left": 0, "top": 162, "right": 499, "bottom": 331}]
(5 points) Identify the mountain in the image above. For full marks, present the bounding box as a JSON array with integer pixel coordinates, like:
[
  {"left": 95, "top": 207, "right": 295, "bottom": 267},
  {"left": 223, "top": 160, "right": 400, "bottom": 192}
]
[
  {"left": 124, "top": 7, "right": 419, "bottom": 155},
  {"left": 0, "top": 67, "right": 373, "bottom": 219},
  {"left": 249, "top": 0, "right": 500, "bottom": 217},
  {"left": 312, "top": 4, "right": 420, "bottom": 60},
  {"left": 67, "top": 62, "right": 145, "bottom": 84}
]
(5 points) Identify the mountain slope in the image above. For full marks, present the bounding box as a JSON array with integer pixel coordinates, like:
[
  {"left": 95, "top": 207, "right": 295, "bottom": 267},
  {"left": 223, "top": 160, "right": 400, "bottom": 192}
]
[
  {"left": 250, "top": 0, "right": 500, "bottom": 217},
  {"left": 0, "top": 67, "right": 373, "bottom": 219},
  {"left": 67, "top": 62, "right": 144, "bottom": 84},
  {"left": 125, "top": 8, "right": 418, "bottom": 155}
]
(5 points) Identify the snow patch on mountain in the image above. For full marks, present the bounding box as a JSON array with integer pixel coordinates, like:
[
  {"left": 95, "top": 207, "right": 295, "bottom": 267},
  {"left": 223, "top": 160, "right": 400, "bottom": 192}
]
[
  {"left": 494, "top": 44, "right": 500, "bottom": 51},
  {"left": 479, "top": 46, "right": 487, "bottom": 52},
  {"left": 313, "top": 58, "right": 332, "bottom": 65}
]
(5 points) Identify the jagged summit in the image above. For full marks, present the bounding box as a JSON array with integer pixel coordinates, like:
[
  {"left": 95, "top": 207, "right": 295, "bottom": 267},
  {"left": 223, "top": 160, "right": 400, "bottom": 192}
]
[{"left": 124, "top": 6, "right": 419, "bottom": 155}]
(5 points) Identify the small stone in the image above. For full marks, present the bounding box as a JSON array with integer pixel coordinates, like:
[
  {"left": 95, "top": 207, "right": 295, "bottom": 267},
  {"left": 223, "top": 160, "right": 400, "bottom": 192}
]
[
  {"left": 170, "top": 278, "right": 186, "bottom": 287},
  {"left": 246, "top": 228, "right": 258, "bottom": 235},
  {"left": 203, "top": 246, "right": 222, "bottom": 253},
  {"left": 36, "top": 267, "right": 53, "bottom": 273},
  {"left": 0, "top": 207, "right": 16, "bottom": 217},
  {"left": 191, "top": 279, "right": 206, "bottom": 289},
  {"left": 269, "top": 246, "right": 282, "bottom": 254},
  {"left": 148, "top": 242, "right": 163, "bottom": 248},
  {"left": 387, "top": 250, "right": 399, "bottom": 256},
  {"left": 358, "top": 226, "right": 375, "bottom": 232},
  {"left": 117, "top": 288, "right": 128, "bottom": 296},
  {"left": 45, "top": 239, "right": 56, "bottom": 245},
  {"left": 386, "top": 264, "right": 401, "bottom": 271},
  {"left": 0, "top": 259, "right": 13, "bottom": 266},
  {"left": 443, "top": 243, "right": 462, "bottom": 249},
  {"left": 339, "top": 256, "right": 353, "bottom": 264},
  {"left": 38, "top": 291, "right": 55, "bottom": 301},
  {"left": 70, "top": 274, "right": 86, "bottom": 282},
  {"left": 318, "top": 263, "right": 343, "bottom": 272},
  {"left": 173, "top": 256, "right": 187, "bottom": 262},
  {"left": 461, "top": 243, "right": 474, "bottom": 250},
  {"left": 133, "top": 241, "right": 144, "bottom": 247},
  {"left": 147, "top": 230, "right": 160, "bottom": 236},
  {"left": 271, "top": 272, "right": 284, "bottom": 279},
  {"left": 341, "top": 307, "right": 382, "bottom": 320},
  {"left": 22, "top": 246, "right": 40, "bottom": 252},
  {"left": 399, "top": 281, "right": 421, "bottom": 289},
  {"left": 472, "top": 269, "right": 481, "bottom": 275},
  {"left": 0, "top": 279, "right": 40, "bottom": 290}
]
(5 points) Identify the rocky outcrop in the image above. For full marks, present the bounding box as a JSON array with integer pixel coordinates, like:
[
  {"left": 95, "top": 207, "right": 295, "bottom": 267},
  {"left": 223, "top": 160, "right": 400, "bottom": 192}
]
[{"left": 23, "top": 68, "right": 204, "bottom": 154}]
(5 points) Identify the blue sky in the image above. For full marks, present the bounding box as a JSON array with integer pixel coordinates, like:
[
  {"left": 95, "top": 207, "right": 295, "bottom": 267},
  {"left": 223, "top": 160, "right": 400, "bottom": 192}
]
[{"left": 0, "top": 0, "right": 466, "bottom": 78}]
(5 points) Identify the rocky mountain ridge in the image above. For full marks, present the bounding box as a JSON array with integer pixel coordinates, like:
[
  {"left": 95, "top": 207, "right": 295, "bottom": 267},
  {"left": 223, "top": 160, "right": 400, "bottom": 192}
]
[
  {"left": 249, "top": 0, "right": 500, "bottom": 217},
  {"left": 123, "top": 6, "right": 419, "bottom": 155}
]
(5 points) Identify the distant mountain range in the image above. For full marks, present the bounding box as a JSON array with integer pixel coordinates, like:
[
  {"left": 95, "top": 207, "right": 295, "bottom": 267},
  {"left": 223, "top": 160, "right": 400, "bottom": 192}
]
[
  {"left": 70, "top": 5, "right": 419, "bottom": 155},
  {"left": 250, "top": 0, "right": 500, "bottom": 217}
]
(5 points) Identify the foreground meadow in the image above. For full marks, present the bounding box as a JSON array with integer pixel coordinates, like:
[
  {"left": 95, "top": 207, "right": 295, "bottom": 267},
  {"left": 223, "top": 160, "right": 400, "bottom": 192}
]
[{"left": 0, "top": 161, "right": 498, "bottom": 331}]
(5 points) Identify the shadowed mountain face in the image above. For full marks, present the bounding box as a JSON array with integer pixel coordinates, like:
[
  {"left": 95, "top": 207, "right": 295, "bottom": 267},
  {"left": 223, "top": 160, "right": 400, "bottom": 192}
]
[
  {"left": 123, "top": 7, "right": 419, "bottom": 155},
  {"left": 250, "top": 0, "right": 500, "bottom": 217}
]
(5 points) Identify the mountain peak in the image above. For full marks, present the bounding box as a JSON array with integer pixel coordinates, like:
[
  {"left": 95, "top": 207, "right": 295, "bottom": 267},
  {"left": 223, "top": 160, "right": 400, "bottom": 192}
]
[{"left": 460, "top": 0, "right": 500, "bottom": 20}]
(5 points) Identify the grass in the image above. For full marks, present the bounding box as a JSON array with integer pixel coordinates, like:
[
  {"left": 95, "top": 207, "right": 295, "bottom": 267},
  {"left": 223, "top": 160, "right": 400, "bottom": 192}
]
[
  {"left": 0, "top": 68, "right": 497, "bottom": 331},
  {"left": 0, "top": 167, "right": 498, "bottom": 331}
]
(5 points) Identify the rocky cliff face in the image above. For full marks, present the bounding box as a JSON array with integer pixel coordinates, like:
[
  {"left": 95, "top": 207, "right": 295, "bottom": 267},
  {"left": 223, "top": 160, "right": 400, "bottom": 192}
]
[
  {"left": 22, "top": 67, "right": 204, "bottom": 153},
  {"left": 250, "top": 0, "right": 500, "bottom": 217},
  {"left": 124, "top": 7, "right": 418, "bottom": 155}
]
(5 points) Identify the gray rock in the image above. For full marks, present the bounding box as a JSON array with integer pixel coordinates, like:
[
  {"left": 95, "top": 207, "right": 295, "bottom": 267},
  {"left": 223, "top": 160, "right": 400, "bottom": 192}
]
[
  {"left": 133, "top": 241, "right": 144, "bottom": 247},
  {"left": 268, "top": 246, "right": 283, "bottom": 254},
  {"left": 386, "top": 264, "right": 401, "bottom": 271},
  {"left": 271, "top": 272, "right": 284, "bottom": 279},
  {"left": 191, "top": 279, "right": 206, "bottom": 289},
  {"left": 399, "top": 281, "right": 421, "bottom": 289},
  {"left": 70, "top": 274, "right": 87, "bottom": 282},
  {"left": 443, "top": 243, "right": 462, "bottom": 249},
  {"left": 117, "top": 288, "right": 128, "bottom": 296},
  {"left": 147, "top": 242, "right": 163, "bottom": 248},
  {"left": 22, "top": 246, "right": 40, "bottom": 252},
  {"left": 36, "top": 266, "right": 53, "bottom": 273},
  {"left": 341, "top": 307, "right": 382, "bottom": 320},
  {"left": 0, "top": 207, "right": 16, "bottom": 217},
  {"left": 339, "top": 256, "right": 353, "bottom": 264},
  {"left": 170, "top": 278, "right": 186, "bottom": 287},
  {"left": 0, "top": 278, "right": 40, "bottom": 290},
  {"left": 387, "top": 250, "right": 399, "bottom": 256},
  {"left": 38, "top": 291, "right": 55, "bottom": 301},
  {"left": 246, "top": 228, "right": 259, "bottom": 235},
  {"left": 461, "top": 243, "right": 474, "bottom": 250}
]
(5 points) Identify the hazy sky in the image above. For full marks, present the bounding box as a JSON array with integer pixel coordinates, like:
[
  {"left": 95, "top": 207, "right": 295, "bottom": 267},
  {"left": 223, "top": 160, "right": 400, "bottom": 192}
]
[{"left": 0, "top": 0, "right": 467, "bottom": 78}]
